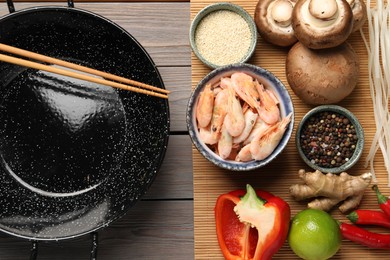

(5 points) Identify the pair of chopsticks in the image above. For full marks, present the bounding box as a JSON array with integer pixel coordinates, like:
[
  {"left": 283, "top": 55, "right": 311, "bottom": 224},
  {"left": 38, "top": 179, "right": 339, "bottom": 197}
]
[{"left": 0, "top": 43, "right": 169, "bottom": 99}]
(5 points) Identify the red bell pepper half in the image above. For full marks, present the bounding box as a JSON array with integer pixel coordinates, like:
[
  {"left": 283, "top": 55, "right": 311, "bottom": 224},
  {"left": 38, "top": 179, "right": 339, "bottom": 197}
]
[{"left": 214, "top": 184, "right": 291, "bottom": 260}]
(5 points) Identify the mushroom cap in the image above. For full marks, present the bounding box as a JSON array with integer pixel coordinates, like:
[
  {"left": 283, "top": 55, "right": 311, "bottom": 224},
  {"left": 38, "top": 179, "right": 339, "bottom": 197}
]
[
  {"left": 292, "top": 0, "right": 354, "bottom": 49},
  {"left": 347, "top": 0, "right": 367, "bottom": 32},
  {"left": 254, "top": 0, "right": 298, "bottom": 47},
  {"left": 286, "top": 41, "right": 359, "bottom": 105}
]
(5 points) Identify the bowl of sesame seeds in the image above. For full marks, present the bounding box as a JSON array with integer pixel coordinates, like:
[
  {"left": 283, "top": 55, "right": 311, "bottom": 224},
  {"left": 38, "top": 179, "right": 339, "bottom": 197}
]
[
  {"left": 190, "top": 2, "right": 257, "bottom": 69},
  {"left": 296, "top": 105, "right": 364, "bottom": 174}
]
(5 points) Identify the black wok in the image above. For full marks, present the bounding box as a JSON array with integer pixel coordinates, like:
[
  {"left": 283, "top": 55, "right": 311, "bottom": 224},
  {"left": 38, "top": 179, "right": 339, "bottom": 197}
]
[{"left": 0, "top": 0, "right": 169, "bottom": 258}]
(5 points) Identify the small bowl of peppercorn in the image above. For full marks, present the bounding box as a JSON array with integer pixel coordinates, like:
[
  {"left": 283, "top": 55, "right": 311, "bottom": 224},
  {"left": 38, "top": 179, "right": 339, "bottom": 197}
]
[
  {"left": 190, "top": 2, "right": 257, "bottom": 69},
  {"left": 296, "top": 105, "right": 364, "bottom": 174}
]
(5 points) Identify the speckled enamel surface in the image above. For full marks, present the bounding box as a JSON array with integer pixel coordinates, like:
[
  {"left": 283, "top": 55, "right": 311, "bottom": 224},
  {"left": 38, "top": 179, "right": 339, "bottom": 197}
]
[{"left": 0, "top": 7, "right": 169, "bottom": 240}]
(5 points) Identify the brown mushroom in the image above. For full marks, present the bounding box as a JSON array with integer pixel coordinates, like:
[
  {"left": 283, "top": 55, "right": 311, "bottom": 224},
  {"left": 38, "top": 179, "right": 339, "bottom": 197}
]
[
  {"left": 286, "top": 41, "right": 359, "bottom": 105},
  {"left": 254, "top": 0, "right": 298, "bottom": 47},
  {"left": 292, "top": 0, "right": 354, "bottom": 49},
  {"left": 346, "top": 0, "right": 367, "bottom": 32}
]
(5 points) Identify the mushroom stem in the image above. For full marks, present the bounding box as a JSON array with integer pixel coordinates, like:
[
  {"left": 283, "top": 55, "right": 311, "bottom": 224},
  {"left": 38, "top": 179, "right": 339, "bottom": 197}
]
[
  {"left": 255, "top": 0, "right": 298, "bottom": 47},
  {"left": 346, "top": 0, "right": 356, "bottom": 8},
  {"left": 271, "top": 0, "right": 294, "bottom": 27},
  {"left": 292, "top": 0, "right": 354, "bottom": 49},
  {"left": 309, "top": 0, "right": 339, "bottom": 20}
]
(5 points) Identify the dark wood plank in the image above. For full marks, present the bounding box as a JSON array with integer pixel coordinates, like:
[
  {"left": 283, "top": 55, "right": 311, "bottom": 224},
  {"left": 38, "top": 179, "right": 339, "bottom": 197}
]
[
  {"left": 159, "top": 66, "right": 192, "bottom": 132},
  {"left": 0, "top": 200, "right": 194, "bottom": 260},
  {"left": 144, "top": 135, "right": 193, "bottom": 200},
  {"left": 99, "top": 200, "right": 193, "bottom": 259},
  {"left": 81, "top": 2, "right": 191, "bottom": 66},
  {"left": 0, "top": 2, "right": 191, "bottom": 67}
]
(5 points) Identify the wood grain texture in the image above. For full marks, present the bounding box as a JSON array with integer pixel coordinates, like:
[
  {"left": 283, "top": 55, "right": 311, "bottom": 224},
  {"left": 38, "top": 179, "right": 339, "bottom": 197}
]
[
  {"left": 0, "top": 2, "right": 194, "bottom": 259},
  {"left": 145, "top": 135, "right": 193, "bottom": 200},
  {"left": 159, "top": 66, "right": 192, "bottom": 132},
  {"left": 0, "top": 2, "right": 191, "bottom": 67},
  {"left": 0, "top": 200, "right": 194, "bottom": 260},
  {"left": 191, "top": 0, "right": 390, "bottom": 259}
]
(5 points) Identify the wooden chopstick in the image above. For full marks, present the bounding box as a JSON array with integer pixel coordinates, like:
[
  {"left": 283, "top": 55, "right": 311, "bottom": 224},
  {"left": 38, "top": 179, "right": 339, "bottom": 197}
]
[
  {"left": 0, "top": 43, "right": 169, "bottom": 99},
  {"left": 0, "top": 53, "right": 168, "bottom": 99}
]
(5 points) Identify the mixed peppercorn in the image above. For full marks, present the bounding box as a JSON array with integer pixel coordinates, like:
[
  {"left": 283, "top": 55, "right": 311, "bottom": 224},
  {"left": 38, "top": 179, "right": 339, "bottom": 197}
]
[{"left": 299, "top": 111, "right": 358, "bottom": 168}]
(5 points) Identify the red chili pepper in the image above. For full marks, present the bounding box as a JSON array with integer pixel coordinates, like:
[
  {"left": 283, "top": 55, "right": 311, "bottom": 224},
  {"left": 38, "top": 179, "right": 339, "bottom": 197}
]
[
  {"left": 372, "top": 185, "right": 390, "bottom": 217},
  {"left": 214, "top": 184, "right": 290, "bottom": 260},
  {"left": 340, "top": 222, "right": 390, "bottom": 249},
  {"left": 347, "top": 209, "right": 390, "bottom": 228}
]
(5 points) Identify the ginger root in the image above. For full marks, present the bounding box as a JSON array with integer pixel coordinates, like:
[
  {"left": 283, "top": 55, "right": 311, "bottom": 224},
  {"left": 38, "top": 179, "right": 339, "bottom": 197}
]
[{"left": 290, "top": 169, "right": 372, "bottom": 213}]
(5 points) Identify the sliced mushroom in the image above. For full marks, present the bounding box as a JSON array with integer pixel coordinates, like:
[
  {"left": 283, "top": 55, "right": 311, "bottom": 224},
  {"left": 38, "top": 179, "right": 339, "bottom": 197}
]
[
  {"left": 292, "top": 0, "right": 354, "bottom": 49},
  {"left": 346, "top": 0, "right": 367, "bottom": 32},
  {"left": 254, "top": 0, "right": 298, "bottom": 47},
  {"left": 286, "top": 41, "right": 359, "bottom": 105}
]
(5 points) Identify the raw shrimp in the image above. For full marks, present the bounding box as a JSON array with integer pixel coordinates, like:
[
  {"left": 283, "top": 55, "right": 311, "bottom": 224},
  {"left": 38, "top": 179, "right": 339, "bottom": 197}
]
[
  {"left": 230, "top": 72, "right": 262, "bottom": 112},
  {"left": 213, "top": 85, "right": 223, "bottom": 96},
  {"left": 243, "top": 117, "right": 271, "bottom": 145},
  {"left": 226, "top": 145, "right": 240, "bottom": 160},
  {"left": 210, "top": 89, "right": 228, "bottom": 141},
  {"left": 220, "top": 77, "right": 232, "bottom": 89},
  {"left": 266, "top": 88, "right": 279, "bottom": 105},
  {"left": 250, "top": 112, "right": 292, "bottom": 160},
  {"left": 196, "top": 84, "right": 214, "bottom": 128},
  {"left": 241, "top": 102, "right": 251, "bottom": 114},
  {"left": 235, "top": 143, "right": 252, "bottom": 162},
  {"left": 199, "top": 125, "right": 218, "bottom": 145},
  {"left": 225, "top": 87, "right": 245, "bottom": 137},
  {"left": 195, "top": 72, "right": 289, "bottom": 162},
  {"left": 233, "top": 109, "right": 258, "bottom": 144},
  {"left": 255, "top": 80, "right": 280, "bottom": 125},
  {"left": 218, "top": 121, "right": 233, "bottom": 159}
]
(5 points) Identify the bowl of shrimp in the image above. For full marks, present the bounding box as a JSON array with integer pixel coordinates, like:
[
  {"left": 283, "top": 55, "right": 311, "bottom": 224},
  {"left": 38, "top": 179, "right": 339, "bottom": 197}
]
[{"left": 187, "top": 63, "right": 294, "bottom": 171}]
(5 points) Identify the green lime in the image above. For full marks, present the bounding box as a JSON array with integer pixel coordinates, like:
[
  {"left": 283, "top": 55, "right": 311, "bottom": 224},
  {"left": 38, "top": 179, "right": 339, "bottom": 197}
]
[{"left": 288, "top": 209, "right": 341, "bottom": 260}]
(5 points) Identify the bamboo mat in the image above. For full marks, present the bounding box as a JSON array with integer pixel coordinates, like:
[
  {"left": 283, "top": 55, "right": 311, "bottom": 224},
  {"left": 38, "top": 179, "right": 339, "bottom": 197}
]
[{"left": 191, "top": 0, "right": 390, "bottom": 259}]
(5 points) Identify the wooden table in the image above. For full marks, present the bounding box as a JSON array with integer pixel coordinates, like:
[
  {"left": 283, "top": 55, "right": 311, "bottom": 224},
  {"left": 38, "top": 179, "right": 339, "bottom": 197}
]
[
  {"left": 0, "top": 1, "right": 193, "bottom": 259},
  {"left": 2, "top": 0, "right": 390, "bottom": 259}
]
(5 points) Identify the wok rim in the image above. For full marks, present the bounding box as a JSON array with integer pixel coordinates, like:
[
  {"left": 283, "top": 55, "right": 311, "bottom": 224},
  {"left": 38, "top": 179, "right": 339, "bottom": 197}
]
[{"left": 0, "top": 5, "right": 170, "bottom": 241}]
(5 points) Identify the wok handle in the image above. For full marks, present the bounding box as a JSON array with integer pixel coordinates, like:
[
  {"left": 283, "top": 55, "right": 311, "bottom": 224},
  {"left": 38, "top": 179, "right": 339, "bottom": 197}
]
[
  {"left": 28, "top": 232, "right": 98, "bottom": 259},
  {"left": 91, "top": 232, "right": 98, "bottom": 260},
  {"left": 6, "top": 0, "right": 15, "bottom": 13},
  {"left": 5, "top": 0, "right": 74, "bottom": 13},
  {"left": 29, "top": 241, "right": 38, "bottom": 260},
  {"left": 68, "top": 0, "right": 75, "bottom": 8}
]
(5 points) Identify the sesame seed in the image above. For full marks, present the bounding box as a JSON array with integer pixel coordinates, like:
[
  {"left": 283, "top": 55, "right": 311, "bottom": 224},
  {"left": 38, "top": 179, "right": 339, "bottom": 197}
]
[{"left": 194, "top": 10, "right": 252, "bottom": 66}]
